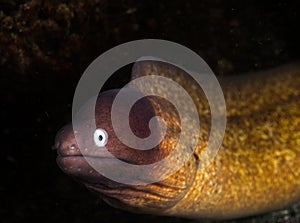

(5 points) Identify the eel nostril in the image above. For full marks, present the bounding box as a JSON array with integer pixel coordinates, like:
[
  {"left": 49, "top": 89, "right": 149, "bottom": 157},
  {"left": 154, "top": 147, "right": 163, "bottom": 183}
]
[
  {"left": 70, "top": 144, "right": 77, "bottom": 150},
  {"left": 54, "top": 124, "right": 80, "bottom": 156}
]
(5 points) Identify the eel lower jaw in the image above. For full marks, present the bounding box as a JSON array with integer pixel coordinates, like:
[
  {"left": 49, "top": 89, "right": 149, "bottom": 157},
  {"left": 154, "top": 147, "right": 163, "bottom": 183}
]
[
  {"left": 56, "top": 154, "right": 112, "bottom": 184},
  {"left": 56, "top": 155, "right": 144, "bottom": 202}
]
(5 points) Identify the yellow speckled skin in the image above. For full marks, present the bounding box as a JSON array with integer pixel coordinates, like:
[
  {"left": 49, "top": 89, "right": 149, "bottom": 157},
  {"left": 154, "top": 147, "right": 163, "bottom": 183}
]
[{"left": 131, "top": 61, "right": 300, "bottom": 219}]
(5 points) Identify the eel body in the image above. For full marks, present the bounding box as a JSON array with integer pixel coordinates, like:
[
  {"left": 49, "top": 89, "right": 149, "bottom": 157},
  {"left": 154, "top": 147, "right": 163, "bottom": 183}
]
[{"left": 55, "top": 60, "right": 300, "bottom": 219}]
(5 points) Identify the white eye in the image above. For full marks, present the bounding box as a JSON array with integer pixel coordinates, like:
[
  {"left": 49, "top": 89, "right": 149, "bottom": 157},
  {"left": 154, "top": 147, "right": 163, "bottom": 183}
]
[{"left": 93, "top": 128, "right": 108, "bottom": 147}]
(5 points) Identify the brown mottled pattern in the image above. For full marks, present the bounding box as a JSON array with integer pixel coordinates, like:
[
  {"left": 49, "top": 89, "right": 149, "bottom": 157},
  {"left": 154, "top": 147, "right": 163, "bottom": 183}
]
[{"left": 131, "top": 61, "right": 300, "bottom": 219}]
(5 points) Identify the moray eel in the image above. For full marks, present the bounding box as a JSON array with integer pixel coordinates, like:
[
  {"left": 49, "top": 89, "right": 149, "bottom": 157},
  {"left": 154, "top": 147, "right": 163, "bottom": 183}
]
[{"left": 55, "top": 60, "right": 300, "bottom": 220}]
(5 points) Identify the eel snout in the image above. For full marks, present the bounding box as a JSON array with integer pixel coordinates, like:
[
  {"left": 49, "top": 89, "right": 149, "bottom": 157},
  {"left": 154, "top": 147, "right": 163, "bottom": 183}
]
[
  {"left": 54, "top": 124, "right": 101, "bottom": 182},
  {"left": 54, "top": 124, "right": 81, "bottom": 157}
]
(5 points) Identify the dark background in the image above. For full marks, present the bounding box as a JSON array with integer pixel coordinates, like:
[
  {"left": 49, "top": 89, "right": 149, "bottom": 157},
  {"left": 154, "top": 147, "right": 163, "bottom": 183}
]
[{"left": 1, "top": 0, "right": 300, "bottom": 222}]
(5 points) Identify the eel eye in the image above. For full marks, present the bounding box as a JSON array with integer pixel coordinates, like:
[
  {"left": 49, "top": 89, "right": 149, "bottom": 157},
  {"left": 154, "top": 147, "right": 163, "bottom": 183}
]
[{"left": 93, "top": 128, "right": 108, "bottom": 147}]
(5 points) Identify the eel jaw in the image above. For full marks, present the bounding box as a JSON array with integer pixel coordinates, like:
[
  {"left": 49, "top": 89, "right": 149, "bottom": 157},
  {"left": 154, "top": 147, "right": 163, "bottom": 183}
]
[{"left": 56, "top": 155, "right": 103, "bottom": 183}]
